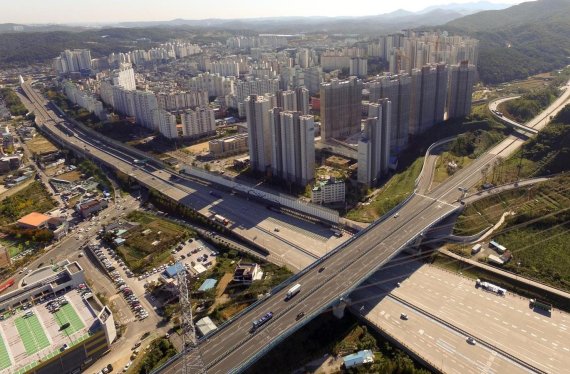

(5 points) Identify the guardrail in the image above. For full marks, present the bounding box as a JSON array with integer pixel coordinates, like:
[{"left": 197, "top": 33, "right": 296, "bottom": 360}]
[
  {"left": 226, "top": 207, "right": 461, "bottom": 373},
  {"left": 415, "top": 136, "right": 457, "bottom": 189}
]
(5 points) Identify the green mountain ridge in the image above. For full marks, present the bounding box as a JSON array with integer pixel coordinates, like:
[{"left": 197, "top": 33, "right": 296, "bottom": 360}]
[{"left": 445, "top": 0, "right": 570, "bottom": 83}]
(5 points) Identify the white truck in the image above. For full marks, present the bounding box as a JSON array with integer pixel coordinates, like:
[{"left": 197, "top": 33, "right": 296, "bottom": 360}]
[{"left": 285, "top": 283, "right": 301, "bottom": 300}]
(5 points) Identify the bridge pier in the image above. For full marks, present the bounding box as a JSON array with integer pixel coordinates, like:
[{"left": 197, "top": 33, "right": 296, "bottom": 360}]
[{"left": 332, "top": 297, "right": 350, "bottom": 319}]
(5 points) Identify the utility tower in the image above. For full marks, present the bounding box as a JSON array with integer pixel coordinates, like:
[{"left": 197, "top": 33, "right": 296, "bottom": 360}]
[{"left": 177, "top": 262, "right": 206, "bottom": 374}]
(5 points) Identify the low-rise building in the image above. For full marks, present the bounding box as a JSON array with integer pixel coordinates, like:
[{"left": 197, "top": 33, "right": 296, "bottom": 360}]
[
  {"left": 196, "top": 316, "right": 217, "bottom": 337},
  {"left": 0, "top": 155, "right": 21, "bottom": 174},
  {"left": 76, "top": 198, "right": 108, "bottom": 218},
  {"left": 343, "top": 349, "right": 374, "bottom": 369},
  {"left": 17, "top": 212, "right": 51, "bottom": 229},
  {"left": 233, "top": 262, "right": 263, "bottom": 284},
  {"left": 0, "top": 259, "right": 116, "bottom": 374},
  {"left": 208, "top": 133, "right": 249, "bottom": 158},
  {"left": 311, "top": 177, "right": 346, "bottom": 204}
]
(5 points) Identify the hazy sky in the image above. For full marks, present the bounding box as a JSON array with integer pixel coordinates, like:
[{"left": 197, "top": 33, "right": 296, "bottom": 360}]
[{"left": 2, "top": 0, "right": 526, "bottom": 24}]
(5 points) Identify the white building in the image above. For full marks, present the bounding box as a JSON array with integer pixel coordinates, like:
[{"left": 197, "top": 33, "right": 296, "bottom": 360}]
[
  {"left": 188, "top": 72, "right": 235, "bottom": 98},
  {"left": 181, "top": 107, "right": 216, "bottom": 138},
  {"left": 270, "top": 110, "right": 315, "bottom": 185},
  {"left": 311, "top": 177, "right": 346, "bottom": 204},
  {"left": 246, "top": 95, "right": 272, "bottom": 173},
  {"left": 155, "top": 110, "right": 178, "bottom": 139},
  {"left": 112, "top": 63, "right": 136, "bottom": 90},
  {"left": 349, "top": 58, "right": 368, "bottom": 77},
  {"left": 237, "top": 77, "right": 280, "bottom": 117},
  {"left": 358, "top": 99, "right": 391, "bottom": 186}
]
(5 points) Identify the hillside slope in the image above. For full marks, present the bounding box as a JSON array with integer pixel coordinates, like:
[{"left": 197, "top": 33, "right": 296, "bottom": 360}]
[{"left": 445, "top": 0, "right": 570, "bottom": 83}]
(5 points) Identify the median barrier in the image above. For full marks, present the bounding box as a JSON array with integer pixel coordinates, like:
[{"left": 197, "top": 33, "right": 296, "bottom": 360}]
[{"left": 388, "top": 294, "right": 547, "bottom": 374}]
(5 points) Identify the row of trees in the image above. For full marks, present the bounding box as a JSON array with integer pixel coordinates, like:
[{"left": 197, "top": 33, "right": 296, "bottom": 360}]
[{"left": 0, "top": 88, "right": 27, "bottom": 116}]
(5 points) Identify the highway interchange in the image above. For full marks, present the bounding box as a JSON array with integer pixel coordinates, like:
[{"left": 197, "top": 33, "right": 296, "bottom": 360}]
[{"left": 19, "top": 78, "right": 570, "bottom": 373}]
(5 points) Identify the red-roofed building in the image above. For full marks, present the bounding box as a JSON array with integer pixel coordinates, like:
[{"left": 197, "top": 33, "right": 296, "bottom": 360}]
[{"left": 17, "top": 212, "right": 51, "bottom": 229}]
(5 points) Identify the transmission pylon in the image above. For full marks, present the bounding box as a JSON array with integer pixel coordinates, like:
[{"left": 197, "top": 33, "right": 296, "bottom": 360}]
[{"left": 176, "top": 262, "right": 206, "bottom": 374}]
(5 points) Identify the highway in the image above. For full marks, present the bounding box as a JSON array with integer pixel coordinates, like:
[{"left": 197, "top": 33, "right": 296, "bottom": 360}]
[
  {"left": 20, "top": 79, "right": 570, "bottom": 373},
  {"left": 351, "top": 257, "right": 570, "bottom": 374},
  {"left": 489, "top": 96, "right": 539, "bottom": 135},
  {"left": 18, "top": 82, "right": 339, "bottom": 272}
]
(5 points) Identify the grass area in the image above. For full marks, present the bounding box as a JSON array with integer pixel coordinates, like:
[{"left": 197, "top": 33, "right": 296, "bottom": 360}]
[
  {"left": 346, "top": 157, "right": 423, "bottom": 223},
  {"left": 53, "top": 303, "right": 84, "bottom": 335},
  {"left": 432, "top": 152, "right": 475, "bottom": 184},
  {"left": 248, "top": 312, "right": 430, "bottom": 374},
  {"left": 133, "top": 338, "right": 177, "bottom": 374},
  {"left": 14, "top": 315, "right": 50, "bottom": 355},
  {"left": 26, "top": 134, "right": 58, "bottom": 155},
  {"left": 0, "top": 331, "right": 11, "bottom": 370},
  {"left": 0, "top": 181, "right": 56, "bottom": 225},
  {"left": 116, "top": 211, "right": 193, "bottom": 274},
  {"left": 205, "top": 256, "right": 294, "bottom": 324},
  {"left": 454, "top": 187, "right": 529, "bottom": 236},
  {"left": 452, "top": 176, "right": 570, "bottom": 292}
]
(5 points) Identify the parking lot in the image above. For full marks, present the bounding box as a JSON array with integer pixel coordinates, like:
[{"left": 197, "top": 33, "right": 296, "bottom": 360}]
[{"left": 89, "top": 246, "right": 150, "bottom": 322}]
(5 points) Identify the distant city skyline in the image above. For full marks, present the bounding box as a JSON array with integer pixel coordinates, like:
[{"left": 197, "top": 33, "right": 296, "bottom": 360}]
[{"left": 2, "top": 0, "right": 526, "bottom": 24}]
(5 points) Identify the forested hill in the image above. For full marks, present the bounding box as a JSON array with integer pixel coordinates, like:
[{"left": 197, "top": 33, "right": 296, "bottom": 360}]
[{"left": 445, "top": 0, "right": 570, "bottom": 84}]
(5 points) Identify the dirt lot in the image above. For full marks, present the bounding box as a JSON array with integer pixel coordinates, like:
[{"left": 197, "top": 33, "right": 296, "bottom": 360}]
[
  {"left": 56, "top": 170, "right": 82, "bottom": 182},
  {"left": 184, "top": 141, "right": 210, "bottom": 155},
  {"left": 26, "top": 135, "right": 58, "bottom": 154}
]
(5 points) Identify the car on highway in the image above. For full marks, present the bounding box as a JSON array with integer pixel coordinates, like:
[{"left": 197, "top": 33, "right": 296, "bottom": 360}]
[
  {"left": 393, "top": 213, "right": 399, "bottom": 218},
  {"left": 466, "top": 337, "right": 476, "bottom": 345},
  {"left": 400, "top": 313, "right": 408, "bottom": 320},
  {"left": 318, "top": 266, "right": 325, "bottom": 273},
  {"left": 296, "top": 311, "right": 305, "bottom": 320},
  {"left": 250, "top": 311, "right": 273, "bottom": 332}
]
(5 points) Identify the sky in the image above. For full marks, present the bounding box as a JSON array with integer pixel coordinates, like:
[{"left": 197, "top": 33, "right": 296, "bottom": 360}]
[{"left": 2, "top": 0, "right": 526, "bottom": 24}]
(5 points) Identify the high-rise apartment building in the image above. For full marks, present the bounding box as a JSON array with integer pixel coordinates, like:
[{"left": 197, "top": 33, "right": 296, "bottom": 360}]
[
  {"left": 237, "top": 78, "right": 280, "bottom": 117},
  {"left": 181, "top": 107, "right": 216, "bottom": 138},
  {"left": 133, "top": 91, "right": 159, "bottom": 130},
  {"left": 349, "top": 58, "right": 368, "bottom": 77},
  {"left": 276, "top": 88, "right": 309, "bottom": 115},
  {"left": 112, "top": 63, "right": 136, "bottom": 90},
  {"left": 303, "top": 66, "right": 323, "bottom": 96},
  {"left": 188, "top": 73, "right": 235, "bottom": 97},
  {"left": 434, "top": 63, "right": 449, "bottom": 124},
  {"left": 358, "top": 99, "right": 391, "bottom": 185},
  {"left": 368, "top": 75, "right": 411, "bottom": 152},
  {"left": 53, "top": 49, "right": 92, "bottom": 75},
  {"left": 448, "top": 61, "right": 477, "bottom": 119},
  {"left": 155, "top": 110, "right": 178, "bottom": 139},
  {"left": 270, "top": 110, "right": 315, "bottom": 185},
  {"left": 320, "top": 77, "right": 363, "bottom": 141},
  {"left": 246, "top": 95, "right": 273, "bottom": 173},
  {"left": 418, "top": 65, "right": 437, "bottom": 134}
]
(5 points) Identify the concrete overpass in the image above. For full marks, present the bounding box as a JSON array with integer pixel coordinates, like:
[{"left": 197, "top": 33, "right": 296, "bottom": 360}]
[
  {"left": 489, "top": 96, "right": 539, "bottom": 135},
  {"left": 20, "top": 79, "right": 570, "bottom": 373}
]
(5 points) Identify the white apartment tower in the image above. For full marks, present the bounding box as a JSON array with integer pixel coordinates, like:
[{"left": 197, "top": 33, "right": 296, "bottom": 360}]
[
  {"left": 270, "top": 110, "right": 315, "bottom": 185},
  {"left": 181, "top": 108, "right": 216, "bottom": 138},
  {"left": 246, "top": 95, "right": 273, "bottom": 173},
  {"left": 448, "top": 61, "right": 477, "bottom": 119},
  {"left": 358, "top": 99, "right": 391, "bottom": 186},
  {"left": 155, "top": 110, "right": 178, "bottom": 139},
  {"left": 112, "top": 63, "right": 136, "bottom": 91}
]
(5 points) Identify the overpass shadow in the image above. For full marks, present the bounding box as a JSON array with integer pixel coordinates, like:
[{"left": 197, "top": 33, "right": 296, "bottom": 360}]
[
  {"left": 349, "top": 253, "right": 426, "bottom": 309},
  {"left": 175, "top": 182, "right": 336, "bottom": 242}
]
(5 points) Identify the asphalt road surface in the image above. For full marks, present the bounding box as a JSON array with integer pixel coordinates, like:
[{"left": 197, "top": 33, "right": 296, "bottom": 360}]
[{"left": 20, "top": 79, "right": 570, "bottom": 373}]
